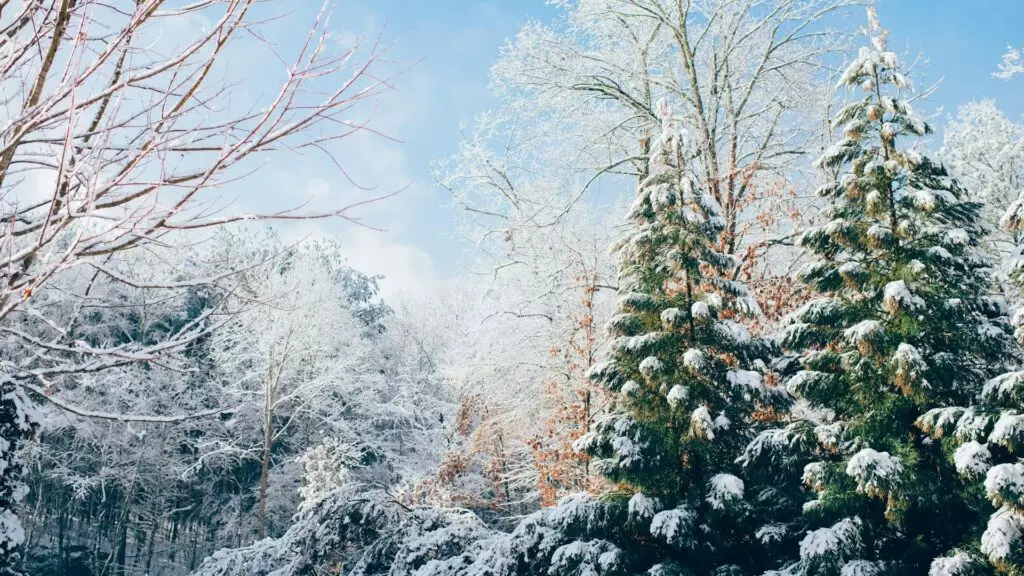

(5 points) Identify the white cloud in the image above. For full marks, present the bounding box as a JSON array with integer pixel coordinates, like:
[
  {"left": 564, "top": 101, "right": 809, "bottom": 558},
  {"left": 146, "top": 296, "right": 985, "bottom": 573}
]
[
  {"left": 276, "top": 218, "right": 437, "bottom": 300},
  {"left": 338, "top": 226, "right": 438, "bottom": 298},
  {"left": 273, "top": 177, "right": 438, "bottom": 300}
]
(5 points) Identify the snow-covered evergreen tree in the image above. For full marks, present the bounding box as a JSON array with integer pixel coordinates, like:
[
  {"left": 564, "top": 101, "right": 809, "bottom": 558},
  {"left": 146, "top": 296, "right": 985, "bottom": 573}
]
[
  {"left": 0, "top": 384, "right": 39, "bottom": 576},
  {"left": 760, "top": 10, "right": 1019, "bottom": 575},
  {"left": 193, "top": 469, "right": 495, "bottom": 576},
  {"left": 920, "top": 215, "right": 1024, "bottom": 575},
  {"left": 456, "top": 99, "right": 792, "bottom": 576},
  {"left": 919, "top": 368, "right": 1024, "bottom": 575}
]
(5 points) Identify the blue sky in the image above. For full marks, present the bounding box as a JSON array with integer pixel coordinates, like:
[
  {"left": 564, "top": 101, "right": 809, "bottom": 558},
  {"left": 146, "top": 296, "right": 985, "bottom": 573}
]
[{"left": 245, "top": 1, "right": 1023, "bottom": 295}]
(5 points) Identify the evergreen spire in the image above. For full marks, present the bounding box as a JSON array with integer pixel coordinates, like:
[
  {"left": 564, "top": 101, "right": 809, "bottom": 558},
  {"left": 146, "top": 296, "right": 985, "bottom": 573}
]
[
  {"left": 756, "top": 9, "right": 1019, "bottom": 575},
  {"left": 469, "top": 100, "right": 791, "bottom": 576},
  {"left": 582, "top": 99, "right": 784, "bottom": 499}
]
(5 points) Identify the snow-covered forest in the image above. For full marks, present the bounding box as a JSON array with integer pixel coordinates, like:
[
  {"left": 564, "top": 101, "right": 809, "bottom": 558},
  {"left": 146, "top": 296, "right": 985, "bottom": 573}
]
[{"left": 1, "top": 1, "right": 1023, "bottom": 575}]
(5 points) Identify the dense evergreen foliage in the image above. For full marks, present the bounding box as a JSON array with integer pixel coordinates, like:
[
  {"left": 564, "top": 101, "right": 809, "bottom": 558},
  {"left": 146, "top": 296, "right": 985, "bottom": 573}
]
[
  {"left": 750, "top": 14, "right": 1020, "bottom": 575},
  {"left": 0, "top": 384, "right": 38, "bottom": 576}
]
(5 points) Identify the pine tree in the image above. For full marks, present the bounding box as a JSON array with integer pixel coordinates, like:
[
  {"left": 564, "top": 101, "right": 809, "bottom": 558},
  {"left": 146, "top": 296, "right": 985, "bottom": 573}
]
[
  {"left": 758, "top": 10, "right": 1018, "bottom": 575},
  {"left": 0, "top": 382, "right": 39, "bottom": 576},
  {"left": 466, "top": 100, "right": 791, "bottom": 576},
  {"left": 919, "top": 368, "right": 1024, "bottom": 576},
  {"left": 920, "top": 215, "right": 1024, "bottom": 576}
]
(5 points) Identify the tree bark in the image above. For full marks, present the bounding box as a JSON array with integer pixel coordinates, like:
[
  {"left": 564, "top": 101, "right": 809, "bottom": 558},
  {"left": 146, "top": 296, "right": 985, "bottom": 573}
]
[
  {"left": 257, "top": 418, "right": 273, "bottom": 540},
  {"left": 257, "top": 367, "right": 275, "bottom": 541},
  {"left": 115, "top": 512, "right": 128, "bottom": 576}
]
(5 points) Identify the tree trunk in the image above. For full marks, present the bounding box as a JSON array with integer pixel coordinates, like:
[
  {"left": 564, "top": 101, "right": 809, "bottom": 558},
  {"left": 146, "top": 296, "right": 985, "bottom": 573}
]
[
  {"left": 257, "top": 421, "right": 273, "bottom": 540},
  {"left": 257, "top": 367, "right": 276, "bottom": 541},
  {"left": 115, "top": 513, "right": 128, "bottom": 576},
  {"left": 168, "top": 519, "right": 179, "bottom": 566},
  {"left": 144, "top": 513, "right": 158, "bottom": 574},
  {"left": 188, "top": 524, "right": 199, "bottom": 571}
]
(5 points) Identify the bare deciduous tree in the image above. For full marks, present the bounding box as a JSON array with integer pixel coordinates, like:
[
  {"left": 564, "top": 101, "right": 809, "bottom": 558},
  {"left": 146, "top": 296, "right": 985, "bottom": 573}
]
[
  {"left": 444, "top": 0, "right": 857, "bottom": 268},
  {"left": 0, "top": 1, "right": 396, "bottom": 570}
]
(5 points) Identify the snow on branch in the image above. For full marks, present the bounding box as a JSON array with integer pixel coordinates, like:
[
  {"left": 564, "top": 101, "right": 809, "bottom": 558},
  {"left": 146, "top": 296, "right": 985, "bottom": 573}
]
[
  {"left": 22, "top": 382, "right": 237, "bottom": 423},
  {"left": 994, "top": 45, "right": 1023, "bottom": 79}
]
